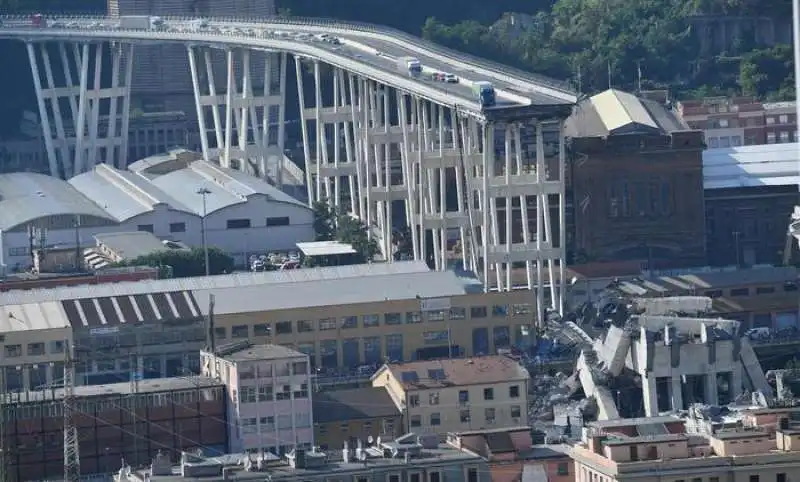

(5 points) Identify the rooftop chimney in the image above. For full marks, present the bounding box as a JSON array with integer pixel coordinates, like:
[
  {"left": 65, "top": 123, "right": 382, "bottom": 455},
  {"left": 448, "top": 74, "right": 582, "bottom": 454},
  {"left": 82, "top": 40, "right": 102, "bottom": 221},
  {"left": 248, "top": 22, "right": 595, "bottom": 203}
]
[
  {"left": 342, "top": 441, "right": 350, "bottom": 463},
  {"left": 355, "top": 439, "right": 363, "bottom": 461}
]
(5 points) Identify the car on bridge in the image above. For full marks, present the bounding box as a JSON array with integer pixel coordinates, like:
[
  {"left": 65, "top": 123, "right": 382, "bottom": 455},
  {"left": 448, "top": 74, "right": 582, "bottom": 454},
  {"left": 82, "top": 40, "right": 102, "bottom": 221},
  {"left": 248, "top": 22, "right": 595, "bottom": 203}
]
[{"left": 431, "top": 72, "right": 459, "bottom": 83}]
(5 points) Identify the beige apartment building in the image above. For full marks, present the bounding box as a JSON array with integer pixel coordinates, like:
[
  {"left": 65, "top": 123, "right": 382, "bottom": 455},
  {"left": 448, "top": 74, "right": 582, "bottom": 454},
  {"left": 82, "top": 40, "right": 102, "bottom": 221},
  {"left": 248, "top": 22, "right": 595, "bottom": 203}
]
[
  {"left": 373, "top": 356, "right": 530, "bottom": 435},
  {"left": 572, "top": 414, "right": 800, "bottom": 482},
  {"left": 0, "top": 302, "right": 73, "bottom": 392}
]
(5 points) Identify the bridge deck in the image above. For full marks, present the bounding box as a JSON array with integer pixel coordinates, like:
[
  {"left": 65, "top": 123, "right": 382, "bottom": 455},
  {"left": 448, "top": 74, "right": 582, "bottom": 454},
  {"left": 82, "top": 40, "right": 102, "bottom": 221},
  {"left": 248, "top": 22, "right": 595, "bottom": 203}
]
[{"left": 0, "top": 15, "right": 576, "bottom": 118}]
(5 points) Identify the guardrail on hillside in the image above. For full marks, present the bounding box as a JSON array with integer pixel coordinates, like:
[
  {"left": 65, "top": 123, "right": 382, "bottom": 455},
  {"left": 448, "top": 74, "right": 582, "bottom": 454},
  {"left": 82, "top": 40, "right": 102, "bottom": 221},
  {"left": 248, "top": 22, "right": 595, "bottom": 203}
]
[{"left": 0, "top": 12, "right": 575, "bottom": 98}]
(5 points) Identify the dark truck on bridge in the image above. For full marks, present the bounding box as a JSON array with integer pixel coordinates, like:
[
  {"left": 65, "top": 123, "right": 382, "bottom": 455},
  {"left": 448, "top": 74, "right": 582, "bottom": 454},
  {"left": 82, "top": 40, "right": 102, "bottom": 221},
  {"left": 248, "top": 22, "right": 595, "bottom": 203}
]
[{"left": 472, "top": 81, "right": 496, "bottom": 108}]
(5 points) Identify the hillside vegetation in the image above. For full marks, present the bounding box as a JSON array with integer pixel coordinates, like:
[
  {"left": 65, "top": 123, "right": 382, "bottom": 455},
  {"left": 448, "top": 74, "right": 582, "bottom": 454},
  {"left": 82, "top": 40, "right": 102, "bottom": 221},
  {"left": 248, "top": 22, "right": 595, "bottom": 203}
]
[{"left": 282, "top": 0, "right": 794, "bottom": 99}]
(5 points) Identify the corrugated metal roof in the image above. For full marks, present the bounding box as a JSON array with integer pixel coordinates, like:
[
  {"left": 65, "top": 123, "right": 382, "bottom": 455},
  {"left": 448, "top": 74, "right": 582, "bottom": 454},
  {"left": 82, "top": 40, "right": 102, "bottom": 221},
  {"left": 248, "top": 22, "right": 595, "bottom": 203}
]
[
  {"left": 148, "top": 167, "right": 245, "bottom": 215},
  {"left": 212, "top": 163, "right": 307, "bottom": 208},
  {"left": 94, "top": 231, "right": 169, "bottom": 260},
  {"left": 0, "top": 301, "right": 71, "bottom": 332},
  {"left": 0, "top": 172, "right": 115, "bottom": 231},
  {"left": 69, "top": 169, "right": 149, "bottom": 221},
  {"left": 68, "top": 164, "right": 196, "bottom": 221},
  {"left": 296, "top": 241, "right": 357, "bottom": 256},
  {"left": 0, "top": 261, "right": 433, "bottom": 305},
  {"left": 703, "top": 143, "right": 799, "bottom": 190},
  {"left": 59, "top": 291, "right": 201, "bottom": 327},
  {"left": 590, "top": 89, "right": 658, "bottom": 133},
  {"left": 201, "top": 270, "right": 469, "bottom": 314},
  {"left": 131, "top": 154, "right": 307, "bottom": 215},
  {"left": 617, "top": 266, "right": 798, "bottom": 296}
]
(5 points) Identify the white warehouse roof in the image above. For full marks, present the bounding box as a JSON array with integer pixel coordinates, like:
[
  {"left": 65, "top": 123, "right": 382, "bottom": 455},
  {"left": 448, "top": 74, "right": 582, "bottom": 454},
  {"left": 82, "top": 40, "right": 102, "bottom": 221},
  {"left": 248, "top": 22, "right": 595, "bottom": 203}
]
[
  {"left": 132, "top": 151, "right": 307, "bottom": 215},
  {"left": 0, "top": 172, "right": 116, "bottom": 231},
  {"left": 703, "top": 143, "right": 800, "bottom": 190},
  {"left": 69, "top": 163, "right": 194, "bottom": 221},
  {"left": 0, "top": 301, "right": 71, "bottom": 332},
  {"left": 1, "top": 150, "right": 311, "bottom": 229}
]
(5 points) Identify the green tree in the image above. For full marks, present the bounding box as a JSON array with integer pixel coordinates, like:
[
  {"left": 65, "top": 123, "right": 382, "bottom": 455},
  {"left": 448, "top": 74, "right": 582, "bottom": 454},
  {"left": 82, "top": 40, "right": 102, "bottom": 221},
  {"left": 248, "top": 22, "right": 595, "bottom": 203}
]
[
  {"left": 336, "top": 214, "right": 379, "bottom": 263},
  {"left": 311, "top": 200, "right": 337, "bottom": 241},
  {"left": 739, "top": 44, "right": 794, "bottom": 99},
  {"left": 112, "top": 247, "right": 235, "bottom": 278},
  {"left": 308, "top": 201, "right": 379, "bottom": 265},
  {"left": 393, "top": 227, "right": 414, "bottom": 260}
]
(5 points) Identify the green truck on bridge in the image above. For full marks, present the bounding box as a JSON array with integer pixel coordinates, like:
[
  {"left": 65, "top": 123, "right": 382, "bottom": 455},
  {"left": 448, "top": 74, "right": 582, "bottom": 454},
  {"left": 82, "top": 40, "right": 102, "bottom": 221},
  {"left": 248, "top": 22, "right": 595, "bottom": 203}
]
[{"left": 472, "top": 81, "right": 496, "bottom": 108}]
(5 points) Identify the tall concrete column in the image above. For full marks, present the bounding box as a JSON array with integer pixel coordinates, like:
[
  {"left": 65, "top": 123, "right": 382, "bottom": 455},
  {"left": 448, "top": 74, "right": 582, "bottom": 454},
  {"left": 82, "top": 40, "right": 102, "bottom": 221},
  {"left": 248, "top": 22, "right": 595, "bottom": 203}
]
[
  {"left": 706, "top": 371, "right": 719, "bottom": 405},
  {"left": 732, "top": 366, "right": 743, "bottom": 399},
  {"left": 642, "top": 375, "right": 659, "bottom": 416},
  {"left": 671, "top": 376, "right": 684, "bottom": 411}
]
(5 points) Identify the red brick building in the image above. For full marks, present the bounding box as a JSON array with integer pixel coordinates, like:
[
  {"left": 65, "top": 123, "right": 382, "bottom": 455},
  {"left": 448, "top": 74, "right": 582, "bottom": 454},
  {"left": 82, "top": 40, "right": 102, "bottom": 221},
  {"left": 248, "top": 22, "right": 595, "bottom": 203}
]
[
  {"left": 565, "top": 89, "right": 706, "bottom": 267},
  {"left": 677, "top": 97, "right": 797, "bottom": 147},
  {"left": 0, "top": 266, "right": 159, "bottom": 291},
  {"left": 3, "top": 377, "right": 227, "bottom": 481}
]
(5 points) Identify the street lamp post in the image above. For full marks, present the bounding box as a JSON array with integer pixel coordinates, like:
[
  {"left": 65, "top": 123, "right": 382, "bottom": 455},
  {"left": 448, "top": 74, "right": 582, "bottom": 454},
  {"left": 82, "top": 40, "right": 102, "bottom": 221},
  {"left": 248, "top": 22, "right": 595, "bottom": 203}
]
[
  {"left": 197, "top": 187, "right": 212, "bottom": 276},
  {"left": 793, "top": 0, "right": 800, "bottom": 191}
]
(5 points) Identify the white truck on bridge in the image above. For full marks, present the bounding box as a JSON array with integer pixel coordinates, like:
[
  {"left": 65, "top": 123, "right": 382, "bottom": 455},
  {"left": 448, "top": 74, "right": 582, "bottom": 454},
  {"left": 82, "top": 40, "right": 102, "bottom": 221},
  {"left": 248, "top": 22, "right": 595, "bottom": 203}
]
[
  {"left": 118, "top": 15, "right": 156, "bottom": 30},
  {"left": 397, "top": 56, "right": 422, "bottom": 77}
]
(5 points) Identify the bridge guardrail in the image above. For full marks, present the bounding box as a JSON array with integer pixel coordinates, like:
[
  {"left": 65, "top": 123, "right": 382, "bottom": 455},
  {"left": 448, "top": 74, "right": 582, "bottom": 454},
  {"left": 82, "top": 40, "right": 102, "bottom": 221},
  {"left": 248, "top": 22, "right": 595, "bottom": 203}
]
[
  {"left": 0, "top": 12, "right": 576, "bottom": 103},
  {"left": 0, "top": 23, "right": 488, "bottom": 116}
]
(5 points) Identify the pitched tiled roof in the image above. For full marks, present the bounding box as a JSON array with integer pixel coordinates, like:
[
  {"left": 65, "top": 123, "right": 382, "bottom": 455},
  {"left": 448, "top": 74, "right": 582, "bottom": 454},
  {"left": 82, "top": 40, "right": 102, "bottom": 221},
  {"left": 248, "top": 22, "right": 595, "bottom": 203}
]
[{"left": 386, "top": 355, "right": 529, "bottom": 389}]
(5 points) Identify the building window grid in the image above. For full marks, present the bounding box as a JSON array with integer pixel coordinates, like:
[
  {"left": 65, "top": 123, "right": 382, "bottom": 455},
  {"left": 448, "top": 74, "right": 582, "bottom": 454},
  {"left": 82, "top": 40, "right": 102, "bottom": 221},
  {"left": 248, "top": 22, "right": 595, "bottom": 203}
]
[
  {"left": 362, "top": 314, "right": 380, "bottom": 327},
  {"left": 385, "top": 312, "right": 402, "bottom": 325},
  {"left": 254, "top": 323, "right": 272, "bottom": 337}
]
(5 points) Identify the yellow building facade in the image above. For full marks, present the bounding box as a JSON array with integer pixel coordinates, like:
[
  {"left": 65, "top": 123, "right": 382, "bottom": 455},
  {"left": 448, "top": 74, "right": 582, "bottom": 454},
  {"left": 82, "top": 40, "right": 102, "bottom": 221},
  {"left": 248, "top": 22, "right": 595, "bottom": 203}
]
[
  {"left": 210, "top": 289, "right": 535, "bottom": 369},
  {"left": 373, "top": 356, "right": 530, "bottom": 435}
]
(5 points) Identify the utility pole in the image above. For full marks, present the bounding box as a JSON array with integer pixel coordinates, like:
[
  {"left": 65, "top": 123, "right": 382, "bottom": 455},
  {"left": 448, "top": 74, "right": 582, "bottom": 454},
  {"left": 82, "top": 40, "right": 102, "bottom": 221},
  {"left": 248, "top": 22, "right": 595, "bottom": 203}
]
[
  {"left": 73, "top": 217, "right": 82, "bottom": 272},
  {"left": 207, "top": 294, "right": 216, "bottom": 354},
  {"left": 129, "top": 351, "right": 140, "bottom": 467},
  {"left": 63, "top": 340, "right": 80, "bottom": 482},
  {"left": 197, "top": 187, "right": 212, "bottom": 277},
  {"left": 0, "top": 368, "right": 6, "bottom": 482}
]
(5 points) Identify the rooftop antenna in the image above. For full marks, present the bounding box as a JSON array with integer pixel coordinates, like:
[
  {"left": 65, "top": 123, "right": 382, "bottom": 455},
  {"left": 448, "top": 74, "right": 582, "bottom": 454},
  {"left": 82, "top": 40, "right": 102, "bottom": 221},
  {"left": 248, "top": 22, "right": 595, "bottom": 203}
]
[
  {"left": 636, "top": 60, "right": 643, "bottom": 93},
  {"left": 607, "top": 60, "right": 613, "bottom": 89},
  {"left": 206, "top": 293, "right": 216, "bottom": 353},
  {"left": 576, "top": 65, "right": 582, "bottom": 95}
]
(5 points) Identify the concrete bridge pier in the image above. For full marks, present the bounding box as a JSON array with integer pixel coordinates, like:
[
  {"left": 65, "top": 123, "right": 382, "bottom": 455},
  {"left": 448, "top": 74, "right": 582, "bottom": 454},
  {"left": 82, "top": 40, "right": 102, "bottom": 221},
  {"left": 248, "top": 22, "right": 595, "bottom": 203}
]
[
  {"left": 187, "top": 45, "right": 287, "bottom": 185},
  {"left": 26, "top": 41, "right": 134, "bottom": 178}
]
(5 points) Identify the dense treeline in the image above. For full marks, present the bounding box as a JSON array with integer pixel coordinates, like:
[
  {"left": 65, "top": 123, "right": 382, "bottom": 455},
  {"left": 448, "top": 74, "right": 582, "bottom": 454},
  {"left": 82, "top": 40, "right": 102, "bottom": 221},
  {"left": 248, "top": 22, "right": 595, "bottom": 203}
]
[{"left": 281, "top": 0, "right": 794, "bottom": 99}]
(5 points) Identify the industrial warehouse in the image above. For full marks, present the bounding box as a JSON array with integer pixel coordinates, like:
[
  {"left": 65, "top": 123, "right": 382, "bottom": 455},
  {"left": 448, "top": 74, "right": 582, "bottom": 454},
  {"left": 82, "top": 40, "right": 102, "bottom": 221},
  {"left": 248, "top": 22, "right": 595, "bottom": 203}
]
[{"left": 0, "top": 149, "right": 313, "bottom": 272}]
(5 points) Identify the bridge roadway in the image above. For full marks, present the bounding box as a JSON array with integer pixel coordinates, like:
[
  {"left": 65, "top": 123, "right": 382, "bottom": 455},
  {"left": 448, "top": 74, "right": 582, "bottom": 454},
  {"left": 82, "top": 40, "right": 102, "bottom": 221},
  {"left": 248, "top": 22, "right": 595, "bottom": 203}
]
[{"left": 0, "top": 15, "right": 577, "bottom": 119}]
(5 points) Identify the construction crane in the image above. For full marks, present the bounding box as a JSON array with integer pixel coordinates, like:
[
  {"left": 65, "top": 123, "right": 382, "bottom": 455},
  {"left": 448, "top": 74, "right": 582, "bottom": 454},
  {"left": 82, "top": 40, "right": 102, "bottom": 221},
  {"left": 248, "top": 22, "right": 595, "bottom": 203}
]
[
  {"left": 782, "top": 206, "right": 800, "bottom": 266},
  {"left": 64, "top": 340, "right": 80, "bottom": 482}
]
